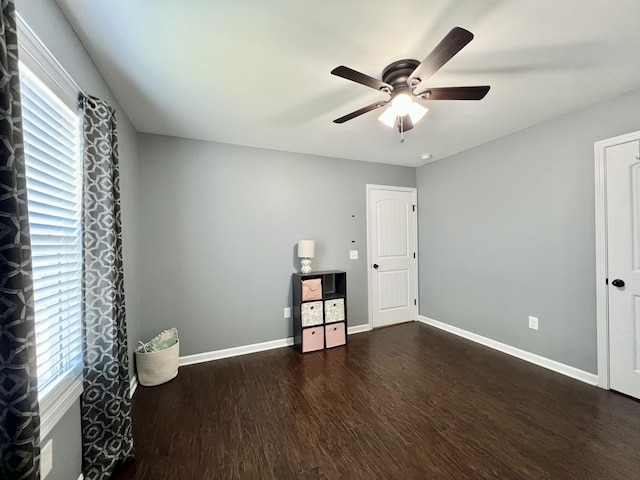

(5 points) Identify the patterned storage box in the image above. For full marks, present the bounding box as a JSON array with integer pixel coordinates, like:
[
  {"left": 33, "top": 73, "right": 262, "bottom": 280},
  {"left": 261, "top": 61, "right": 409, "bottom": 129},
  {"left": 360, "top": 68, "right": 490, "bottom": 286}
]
[
  {"left": 324, "top": 298, "right": 345, "bottom": 323},
  {"left": 301, "top": 301, "right": 323, "bottom": 327}
]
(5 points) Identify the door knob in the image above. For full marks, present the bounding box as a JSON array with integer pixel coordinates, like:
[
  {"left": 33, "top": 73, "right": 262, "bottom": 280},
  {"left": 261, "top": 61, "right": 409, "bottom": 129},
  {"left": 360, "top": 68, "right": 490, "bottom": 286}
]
[
  {"left": 611, "top": 279, "right": 625, "bottom": 288},
  {"left": 373, "top": 264, "right": 379, "bottom": 269}
]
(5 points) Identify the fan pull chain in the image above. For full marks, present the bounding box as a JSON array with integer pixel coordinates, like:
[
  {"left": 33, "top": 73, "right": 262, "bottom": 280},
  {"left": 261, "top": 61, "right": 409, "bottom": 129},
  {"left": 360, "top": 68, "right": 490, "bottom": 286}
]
[{"left": 399, "top": 116, "right": 405, "bottom": 143}]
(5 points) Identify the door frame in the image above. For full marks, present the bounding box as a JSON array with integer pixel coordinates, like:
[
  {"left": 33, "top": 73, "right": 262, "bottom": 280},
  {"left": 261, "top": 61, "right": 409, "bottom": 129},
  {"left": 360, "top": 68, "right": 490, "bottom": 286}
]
[
  {"left": 594, "top": 130, "right": 640, "bottom": 390},
  {"left": 366, "top": 184, "right": 419, "bottom": 329}
]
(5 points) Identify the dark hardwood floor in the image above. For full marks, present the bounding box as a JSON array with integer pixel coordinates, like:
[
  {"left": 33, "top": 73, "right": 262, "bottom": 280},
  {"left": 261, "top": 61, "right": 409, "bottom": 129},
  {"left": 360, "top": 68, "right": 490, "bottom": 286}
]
[{"left": 114, "top": 322, "right": 640, "bottom": 480}]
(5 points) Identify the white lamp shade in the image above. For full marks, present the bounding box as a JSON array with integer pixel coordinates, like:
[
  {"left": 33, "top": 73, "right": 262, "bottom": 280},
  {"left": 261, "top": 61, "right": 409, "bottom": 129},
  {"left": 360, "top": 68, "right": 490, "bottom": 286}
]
[
  {"left": 409, "top": 102, "right": 428, "bottom": 124},
  {"left": 378, "top": 102, "right": 428, "bottom": 128},
  {"left": 390, "top": 92, "right": 413, "bottom": 116},
  {"left": 378, "top": 107, "right": 397, "bottom": 128},
  {"left": 297, "top": 240, "right": 315, "bottom": 258}
]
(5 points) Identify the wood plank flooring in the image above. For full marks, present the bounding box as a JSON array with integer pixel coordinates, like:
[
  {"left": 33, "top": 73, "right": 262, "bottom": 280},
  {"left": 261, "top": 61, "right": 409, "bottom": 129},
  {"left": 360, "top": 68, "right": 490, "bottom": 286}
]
[{"left": 113, "top": 322, "right": 640, "bottom": 480}]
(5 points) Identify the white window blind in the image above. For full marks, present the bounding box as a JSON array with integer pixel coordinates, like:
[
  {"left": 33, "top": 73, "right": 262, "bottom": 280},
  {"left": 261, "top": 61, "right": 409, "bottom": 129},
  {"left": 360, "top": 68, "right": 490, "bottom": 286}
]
[{"left": 20, "top": 63, "right": 84, "bottom": 405}]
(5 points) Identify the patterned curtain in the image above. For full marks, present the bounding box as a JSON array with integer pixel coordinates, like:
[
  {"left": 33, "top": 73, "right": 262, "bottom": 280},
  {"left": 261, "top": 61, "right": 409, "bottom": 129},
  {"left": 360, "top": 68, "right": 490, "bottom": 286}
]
[
  {"left": 0, "top": 1, "right": 41, "bottom": 479},
  {"left": 80, "top": 96, "right": 134, "bottom": 480}
]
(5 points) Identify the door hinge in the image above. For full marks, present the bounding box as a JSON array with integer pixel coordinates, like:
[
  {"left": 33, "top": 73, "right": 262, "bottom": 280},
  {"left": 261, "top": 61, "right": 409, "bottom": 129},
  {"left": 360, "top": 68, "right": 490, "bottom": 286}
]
[
  {"left": 412, "top": 204, "right": 416, "bottom": 212},
  {"left": 605, "top": 278, "right": 609, "bottom": 285},
  {"left": 414, "top": 299, "right": 417, "bottom": 306},
  {"left": 413, "top": 252, "right": 416, "bottom": 259}
]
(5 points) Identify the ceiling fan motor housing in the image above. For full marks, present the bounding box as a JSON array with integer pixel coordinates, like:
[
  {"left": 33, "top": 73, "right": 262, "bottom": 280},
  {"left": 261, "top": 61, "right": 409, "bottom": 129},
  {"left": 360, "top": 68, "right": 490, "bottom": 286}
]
[{"left": 382, "top": 59, "right": 421, "bottom": 93}]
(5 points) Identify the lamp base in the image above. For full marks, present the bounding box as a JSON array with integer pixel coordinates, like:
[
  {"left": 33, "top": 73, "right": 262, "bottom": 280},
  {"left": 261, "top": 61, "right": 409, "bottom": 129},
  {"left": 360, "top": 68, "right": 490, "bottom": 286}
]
[{"left": 300, "top": 258, "right": 312, "bottom": 274}]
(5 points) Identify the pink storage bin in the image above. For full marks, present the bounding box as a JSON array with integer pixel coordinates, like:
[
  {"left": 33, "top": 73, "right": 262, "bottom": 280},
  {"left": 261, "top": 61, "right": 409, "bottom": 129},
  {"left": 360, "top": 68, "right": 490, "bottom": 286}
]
[
  {"left": 325, "top": 322, "right": 346, "bottom": 348},
  {"left": 302, "top": 326, "right": 324, "bottom": 353}
]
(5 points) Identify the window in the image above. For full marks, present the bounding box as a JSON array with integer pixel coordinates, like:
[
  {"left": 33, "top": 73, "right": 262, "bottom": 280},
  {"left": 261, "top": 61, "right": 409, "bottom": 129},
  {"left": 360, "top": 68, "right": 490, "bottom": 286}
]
[{"left": 17, "top": 15, "right": 84, "bottom": 440}]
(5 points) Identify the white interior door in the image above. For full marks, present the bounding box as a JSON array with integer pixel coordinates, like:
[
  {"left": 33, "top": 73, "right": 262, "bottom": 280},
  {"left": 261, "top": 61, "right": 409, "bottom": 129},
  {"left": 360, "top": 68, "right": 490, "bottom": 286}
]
[
  {"left": 367, "top": 185, "right": 418, "bottom": 328},
  {"left": 606, "top": 139, "right": 640, "bottom": 399}
]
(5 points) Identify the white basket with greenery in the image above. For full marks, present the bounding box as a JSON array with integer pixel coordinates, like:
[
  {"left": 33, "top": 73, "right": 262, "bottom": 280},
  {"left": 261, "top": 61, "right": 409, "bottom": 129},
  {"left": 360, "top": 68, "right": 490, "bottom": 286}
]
[{"left": 135, "top": 328, "right": 179, "bottom": 386}]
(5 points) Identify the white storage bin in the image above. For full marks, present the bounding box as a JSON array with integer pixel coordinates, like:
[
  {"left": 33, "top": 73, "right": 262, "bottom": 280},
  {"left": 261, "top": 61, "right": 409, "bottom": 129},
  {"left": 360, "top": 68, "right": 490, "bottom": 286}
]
[
  {"left": 301, "top": 301, "right": 323, "bottom": 327},
  {"left": 325, "top": 298, "right": 345, "bottom": 323},
  {"left": 135, "top": 340, "right": 179, "bottom": 386}
]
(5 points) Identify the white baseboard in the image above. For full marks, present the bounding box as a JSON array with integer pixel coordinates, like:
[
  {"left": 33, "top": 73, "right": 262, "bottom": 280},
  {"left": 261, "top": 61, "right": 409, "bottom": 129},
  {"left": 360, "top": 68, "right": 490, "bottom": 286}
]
[
  {"left": 129, "top": 375, "right": 138, "bottom": 398},
  {"left": 348, "top": 324, "right": 371, "bottom": 335},
  {"left": 417, "top": 316, "right": 598, "bottom": 386},
  {"left": 179, "top": 337, "right": 293, "bottom": 366},
  {"left": 78, "top": 474, "right": 83, "bottom": 480},
  {"left": 179, "top": 323, "right": 371, "bottom": 367}
]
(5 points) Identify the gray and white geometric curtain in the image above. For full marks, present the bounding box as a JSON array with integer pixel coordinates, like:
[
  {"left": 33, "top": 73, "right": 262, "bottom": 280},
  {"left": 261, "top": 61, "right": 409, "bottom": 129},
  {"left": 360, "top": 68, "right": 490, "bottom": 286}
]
[
  {"left": 80, "top": 95, "right": 133, "bottom": 480},
  {"left": 0, "top": 1, "right": 40, "bottom": 479}
]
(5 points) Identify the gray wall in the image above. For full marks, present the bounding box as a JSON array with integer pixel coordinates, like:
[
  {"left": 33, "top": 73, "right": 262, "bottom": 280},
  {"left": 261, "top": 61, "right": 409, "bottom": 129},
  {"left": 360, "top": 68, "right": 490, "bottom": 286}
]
[
  {"left": 417, "top": 88, "right": 640, "bottom": 374},
  {"left": 41, "top": 401, "right": 82, "bottom": 480},
  {"left": 15, "top": 1, "right": 141, "bottom": 479},
  {"left": 138, "top": 134, "right": 416, "bottom": 355}
]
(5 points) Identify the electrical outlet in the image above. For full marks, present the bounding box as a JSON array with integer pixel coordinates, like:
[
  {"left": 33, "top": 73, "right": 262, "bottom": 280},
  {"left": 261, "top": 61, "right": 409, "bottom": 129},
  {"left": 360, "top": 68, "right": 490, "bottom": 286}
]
[
  {"left": 41, "top": 439, "right": 53, "bottom": 479},
  {"left": 528, "top": 316, "right": 539, "bottom": 330},
  {"left": 284, "top": 307, "right": 291, "bottom": 319},
  {"left": 349, "top": 250, "right": 358, "bottom": 260}
]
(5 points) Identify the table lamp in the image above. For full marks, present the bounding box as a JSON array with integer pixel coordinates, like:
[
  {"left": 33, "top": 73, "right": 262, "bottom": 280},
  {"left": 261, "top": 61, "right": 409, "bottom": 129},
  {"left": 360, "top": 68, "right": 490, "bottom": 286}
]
[{"left": 298, "top": 240, "right": 315, "bottom": 274}]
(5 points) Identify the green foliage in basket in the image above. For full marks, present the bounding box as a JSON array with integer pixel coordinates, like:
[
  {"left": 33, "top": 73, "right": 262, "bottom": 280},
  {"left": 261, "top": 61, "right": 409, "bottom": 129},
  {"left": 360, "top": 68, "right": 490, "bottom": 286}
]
[{"left": 137, "top": 328, "right": 178, "bottom": 353}]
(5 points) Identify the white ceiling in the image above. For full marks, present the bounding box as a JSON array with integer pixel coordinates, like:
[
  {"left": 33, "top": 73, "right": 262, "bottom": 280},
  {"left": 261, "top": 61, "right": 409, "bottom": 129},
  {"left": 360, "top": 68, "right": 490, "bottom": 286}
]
[{"left": 56, "top": 0, "right": 640, "bottom": 167}]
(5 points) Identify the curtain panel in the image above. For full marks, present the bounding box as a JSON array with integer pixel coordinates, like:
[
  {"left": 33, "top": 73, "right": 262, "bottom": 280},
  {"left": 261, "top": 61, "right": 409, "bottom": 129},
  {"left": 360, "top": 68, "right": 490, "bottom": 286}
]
[
  {"left": 0, "top": 1, "right": 40, "bottom": 479},
  {"left": 80, "top": 96, "right": 133, "bottom": 480}
]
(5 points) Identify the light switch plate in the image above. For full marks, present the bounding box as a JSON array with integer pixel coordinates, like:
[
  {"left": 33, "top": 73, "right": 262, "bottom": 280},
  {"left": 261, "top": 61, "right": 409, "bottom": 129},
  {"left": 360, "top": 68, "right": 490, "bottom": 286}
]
[
  {"left": 528, "top": 316, "right": 539, "bottom": 330},
  {"left": 284, "top": 307, "right": 291, "bottom": 319},
  {"left": 349, "top": 250, "right": 358, "bottom": 260}
]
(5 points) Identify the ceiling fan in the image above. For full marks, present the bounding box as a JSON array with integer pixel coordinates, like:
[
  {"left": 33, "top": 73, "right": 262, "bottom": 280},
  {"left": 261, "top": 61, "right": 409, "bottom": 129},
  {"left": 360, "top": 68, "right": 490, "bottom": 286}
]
[{"left": 331, "top": 27, "right": 490, "bottom": 136}]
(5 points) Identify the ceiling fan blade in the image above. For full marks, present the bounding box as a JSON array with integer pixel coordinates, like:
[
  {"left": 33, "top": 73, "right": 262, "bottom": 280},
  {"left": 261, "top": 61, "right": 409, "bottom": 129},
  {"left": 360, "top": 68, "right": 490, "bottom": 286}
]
[
  {"left": 333, "top": 101, "right": 388, "bottom": 124},
  {"left": 408, "top": 27, "right": 474, "bottom": 87},
  {"left": 331, "top": 66, "right": 393, "bottom": 92},
  {"left": 416, "top": 85, "right": 490, "bottom": 100}
]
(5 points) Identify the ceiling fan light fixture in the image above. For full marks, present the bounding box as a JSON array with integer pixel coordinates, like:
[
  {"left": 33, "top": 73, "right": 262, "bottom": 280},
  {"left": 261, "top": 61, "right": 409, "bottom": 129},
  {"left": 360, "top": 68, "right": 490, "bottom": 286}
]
[
  {"left": 378, "top": 101, "right": 428, "bottom": 128},
  {"left": 390, "top": 92, "right": 413, "bottom": 116},
  {"left": 408, "top": 102, "right": 428, "bottom": 124},
  {"left": 378, "top": 107, "right": 397, "bottom": 128}
]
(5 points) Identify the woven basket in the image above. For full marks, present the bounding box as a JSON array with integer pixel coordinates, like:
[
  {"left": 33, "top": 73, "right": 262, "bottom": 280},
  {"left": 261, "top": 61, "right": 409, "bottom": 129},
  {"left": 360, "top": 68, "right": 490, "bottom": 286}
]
[{"left": 135, "top": 340, "right": 179, "bottom": 386}]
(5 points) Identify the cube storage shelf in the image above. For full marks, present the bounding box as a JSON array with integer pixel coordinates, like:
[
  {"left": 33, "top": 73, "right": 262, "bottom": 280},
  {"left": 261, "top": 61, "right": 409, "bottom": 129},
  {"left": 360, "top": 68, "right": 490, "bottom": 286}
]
[{"left": 292, "top": 270, "right": 347, "bottom": 353}]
